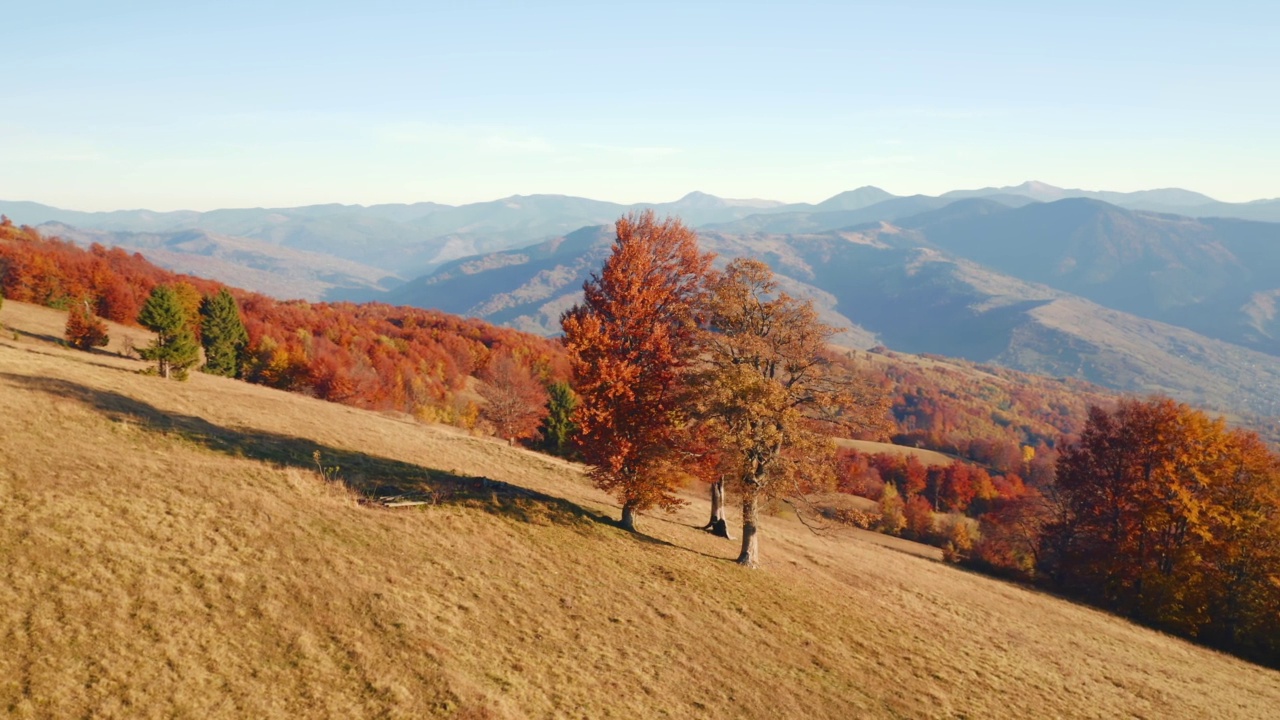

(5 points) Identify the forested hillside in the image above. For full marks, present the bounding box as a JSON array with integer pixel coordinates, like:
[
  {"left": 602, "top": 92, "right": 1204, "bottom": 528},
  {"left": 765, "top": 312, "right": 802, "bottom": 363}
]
[{"left": 0, "top": 217, "right": 567, "bottom": 430}]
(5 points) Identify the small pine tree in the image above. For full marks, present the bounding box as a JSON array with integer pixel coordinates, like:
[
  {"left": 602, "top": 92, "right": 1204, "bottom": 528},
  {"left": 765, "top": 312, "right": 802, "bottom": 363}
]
[
  {"left": 539, "top": 381, "right": 578, "bottom": 456},
  {"left": 199, "top": 288, "right": 248, "bottom": 377},
  {"left": 138, "top": 284, "right": 201, "bottom": 380},
  {"left": 64, "top": 299, "right": 109, "bottom": 351}
]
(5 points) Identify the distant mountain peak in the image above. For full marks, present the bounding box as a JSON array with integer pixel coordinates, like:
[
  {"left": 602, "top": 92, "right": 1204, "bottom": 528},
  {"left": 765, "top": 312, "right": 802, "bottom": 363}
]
[
  {"left": 1015, "top": 180, "right": 1063, "bottom": 193},
  {"left": 815, "top": 186, "right": 896, "bottom": 212},
  {"left": 669, "top": 191, "right": 784, "bottom": 210}
]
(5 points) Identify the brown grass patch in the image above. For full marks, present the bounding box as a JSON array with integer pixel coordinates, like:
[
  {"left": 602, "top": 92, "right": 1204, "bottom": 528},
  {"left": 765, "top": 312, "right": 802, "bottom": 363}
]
[
  {"left": 2, "top": 300, "right": 1278, "bottom": 718},
  {"left": 836, "top": 438, "right": 957, "bottom": 467}
]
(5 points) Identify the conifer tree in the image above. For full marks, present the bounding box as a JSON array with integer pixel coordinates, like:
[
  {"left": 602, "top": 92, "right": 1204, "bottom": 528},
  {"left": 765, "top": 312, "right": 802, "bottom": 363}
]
[
  {"left": 138, "top": 284, "right": 200, "bottom": 379},
  {"left": 199, "top": 288, "right": 248, "bottom": 377},
  {"left": 539, "top": 381, "right": 578, "bottom": 456}
]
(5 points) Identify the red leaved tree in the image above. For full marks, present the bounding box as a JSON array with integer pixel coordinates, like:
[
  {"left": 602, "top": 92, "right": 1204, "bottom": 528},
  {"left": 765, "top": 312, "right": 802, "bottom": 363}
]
[
  {"left": 478, "top": 350, "right": 549, "bottom": 443},
  {"left": 64, "top": 299, "right": 109, "bottom": 351},
  {"left": 560, "top": 211, "right": 714, "bottom": 532}
]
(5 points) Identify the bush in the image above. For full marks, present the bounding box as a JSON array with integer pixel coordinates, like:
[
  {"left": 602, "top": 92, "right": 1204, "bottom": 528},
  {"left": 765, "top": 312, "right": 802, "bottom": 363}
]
[
  {"left": 65, "top": 300, "right": 109, "bottom": 351},
  {"left": 904, "top": 494, "right": 935, "bottom": 541},
  {"left": 877, "top": 484, "right": 906, "bottom": 535},
  {"left": 940, "top": 513, "right": 977, "bottom": 563}
]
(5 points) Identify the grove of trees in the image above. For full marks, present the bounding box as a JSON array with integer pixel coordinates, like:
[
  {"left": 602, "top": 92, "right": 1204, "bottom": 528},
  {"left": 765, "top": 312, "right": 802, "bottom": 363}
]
[
  {"left": 561, "top": 216, "right": 891, "bottom": 564},
  {"left": 1037, "top": 398, "right": 1280, "bottom": 664},
  {"left": 0, "top": 217, "right": 566, "bottom": 422}
]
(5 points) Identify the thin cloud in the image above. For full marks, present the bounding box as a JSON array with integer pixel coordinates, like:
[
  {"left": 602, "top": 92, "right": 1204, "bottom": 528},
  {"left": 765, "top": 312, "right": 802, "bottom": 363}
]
[
  {"left": 378, "top": 123, "right": 556, "bottom": 155},
  {"left": 581, "top": 143, "right": 682, "bottom": 159}
]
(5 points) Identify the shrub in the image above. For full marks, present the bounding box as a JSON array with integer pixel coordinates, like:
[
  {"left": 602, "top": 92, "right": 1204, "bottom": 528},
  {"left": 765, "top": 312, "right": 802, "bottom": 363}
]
[
  {"left": 877, "top": 484, "right": 906, "bottom": 535},
  {"left": 64, "top": 300, "right": 109, "bottom": 351},
  {"left": 904, "top": 494, "right": 935, "bottom": 541}
]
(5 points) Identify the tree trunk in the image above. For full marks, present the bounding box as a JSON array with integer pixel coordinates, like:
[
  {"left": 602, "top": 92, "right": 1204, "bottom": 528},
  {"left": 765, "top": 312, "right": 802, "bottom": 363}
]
[
  {"left": 159, "top": 359, "right": 170, "bottom": 379},
  {"left": 704, "top": 479, "right": 732, "bottom": 538},
  {"left": 620, "top": 503, "right": 638, "bottom": 532},
  {"left": 736, "top": 494, "right": 760, "bottom": 567}
]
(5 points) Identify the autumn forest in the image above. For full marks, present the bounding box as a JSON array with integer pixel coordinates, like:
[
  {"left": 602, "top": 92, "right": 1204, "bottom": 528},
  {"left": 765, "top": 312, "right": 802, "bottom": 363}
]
[{"left": 2, "top": 212, "right": 1278, "bottom": 668}]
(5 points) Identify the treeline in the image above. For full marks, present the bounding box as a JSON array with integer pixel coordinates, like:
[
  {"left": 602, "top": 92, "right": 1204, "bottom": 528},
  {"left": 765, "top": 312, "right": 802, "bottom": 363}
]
[
  {"left": 1028, "top": 398, "right": 1280, "bottom": 665},
  {"left": 0, "top": 217, "right": 567, "bottom": 433},
  {"left": 834, "top": 399, "right": 1280, "bottom": 667},
  {"left": 863, "top": 350, "right": 1120, "bottom": 463}
]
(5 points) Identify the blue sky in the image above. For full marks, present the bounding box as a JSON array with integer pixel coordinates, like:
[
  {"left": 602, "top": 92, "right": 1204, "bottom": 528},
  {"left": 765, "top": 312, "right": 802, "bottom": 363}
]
[{"left": 3, "top": 1, "right": 1277, "bottom": 210}]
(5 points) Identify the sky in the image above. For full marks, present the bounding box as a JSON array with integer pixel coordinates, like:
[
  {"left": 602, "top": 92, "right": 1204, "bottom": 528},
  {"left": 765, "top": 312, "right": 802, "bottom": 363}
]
[{"left": 3, "top": 1, "right": 1278, "bottom": 211}]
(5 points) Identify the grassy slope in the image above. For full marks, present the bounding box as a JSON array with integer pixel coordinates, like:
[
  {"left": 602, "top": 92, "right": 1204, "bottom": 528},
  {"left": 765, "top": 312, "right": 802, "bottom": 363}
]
[
  {"left": 835, "top": 438, "right": 957, "bottom": 467},
  {"left": 1, "top": 301, "right": 1278, "bottom": 719}
]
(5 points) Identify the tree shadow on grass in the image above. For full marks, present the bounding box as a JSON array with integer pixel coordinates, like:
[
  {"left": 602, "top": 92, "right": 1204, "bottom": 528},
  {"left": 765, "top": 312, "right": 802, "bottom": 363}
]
[
  {"left": 0, "top": 372, "right": 615, "bottom": 532},
  {"left": 10, "top": 327, "right": 66, "bottom": 346}
]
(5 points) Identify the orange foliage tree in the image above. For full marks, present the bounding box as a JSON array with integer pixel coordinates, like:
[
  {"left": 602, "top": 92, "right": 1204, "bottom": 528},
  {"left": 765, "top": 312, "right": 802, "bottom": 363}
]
[
  {"left": 64, "top": 299, "right": 109, "bottom": 351},
  {"left": 560, "top": 211, "right": 714, "bottom": 532},
  {"left": 694, "top": 259, "right": 889, "bottom": 566},
  {"left": 1041, "top": 397, "right": 1280, "bottom": 665},
  {"left": 478, "top": 350, "right": 549, "bottom": 443}
]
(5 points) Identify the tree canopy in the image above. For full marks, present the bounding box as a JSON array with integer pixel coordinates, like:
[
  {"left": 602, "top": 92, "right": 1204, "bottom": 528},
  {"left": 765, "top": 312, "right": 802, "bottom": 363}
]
[
  {"left": 696, "top": 258, "right": 889, "bottom": 566},
  {"left": 1041, "top": 397, "right": 1280, "bottom": 663},
  {"left": 560, "top": 211, "right": 715, "bottom": 531}
]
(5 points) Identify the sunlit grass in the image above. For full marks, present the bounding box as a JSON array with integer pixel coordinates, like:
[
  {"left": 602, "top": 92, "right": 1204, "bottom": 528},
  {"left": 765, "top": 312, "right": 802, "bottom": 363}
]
[{"left": 1, "top": 301, "right": 1277, "bottom": 718}]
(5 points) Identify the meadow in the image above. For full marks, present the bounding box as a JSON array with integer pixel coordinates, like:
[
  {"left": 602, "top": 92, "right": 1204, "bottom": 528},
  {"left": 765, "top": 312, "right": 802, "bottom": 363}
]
[{"left": 2, "top": 301, "right": 1278, "bottom": 718}]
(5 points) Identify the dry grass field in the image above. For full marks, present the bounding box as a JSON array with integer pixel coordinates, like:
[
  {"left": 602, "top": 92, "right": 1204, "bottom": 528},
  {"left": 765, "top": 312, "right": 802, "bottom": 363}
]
[
  {"left": 835, "top": 438, "right": 958, "bottom": 467},
  {"left": 2, "top": 300, "right": 1279, "bottom": 719}
]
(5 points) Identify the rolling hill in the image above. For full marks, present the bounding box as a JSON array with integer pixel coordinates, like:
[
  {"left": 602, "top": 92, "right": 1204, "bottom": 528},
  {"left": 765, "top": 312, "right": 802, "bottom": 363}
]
[
  {"left": 2, "top": 301, "right": 1277, "bottom": 718},
  {"left": 941, "top": 180, "right": 1280, "bottom": 222},
  {"left": 896, "top": 198, "right": 1280, "bottom": 355},
  {"left": 0, "top": 192, "right": 798, "bottom": 280},
  {"left": 6, "top": 181, "right": 1278, "bottom": 306},
  {"left": 8, "top": 187, "right": 1280, "bottom": 427},
  {"left": 38, "top": 222, "right": 401, "bottom": 301}
]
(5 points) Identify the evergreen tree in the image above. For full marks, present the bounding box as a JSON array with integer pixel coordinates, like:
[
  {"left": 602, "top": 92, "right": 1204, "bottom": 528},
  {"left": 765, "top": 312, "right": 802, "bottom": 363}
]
[
  {"left": 199, "top": 288, "right": 248, "bottom": 377},
  {"left": 138, "top": 284, "right": 200, "bottom": 379},
  {"left": 538, "top": 381, "right": 578, "bottom": 456},
  {"left": 64, "top": 298, "right": 109, "bottom": 351}
]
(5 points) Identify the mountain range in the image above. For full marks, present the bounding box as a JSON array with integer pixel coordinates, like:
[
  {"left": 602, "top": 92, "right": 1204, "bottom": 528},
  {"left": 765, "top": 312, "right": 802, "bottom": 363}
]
[
  {"left": 4, "top": 181, "right": 1278, "bottom": 296},
  {"left": 4, "top": 183, "right": 1280, "bottom": 421}
]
